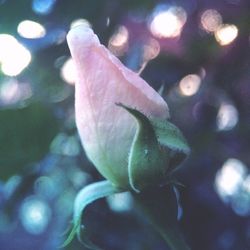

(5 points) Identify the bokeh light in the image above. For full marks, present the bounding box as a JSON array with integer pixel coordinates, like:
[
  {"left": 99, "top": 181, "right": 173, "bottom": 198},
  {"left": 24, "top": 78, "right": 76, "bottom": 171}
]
[
  {"left": 215, "top": 158, "right": 247, "bottom": 201},
  {"left": 0, "top": 78, "right": 32, "bottom": 105},
  {"left": 137, "top": 38, "right": 160, "bottom": 75},
  {"left": 179, "top": 74, "right": 201, "bottom": 96},
  {"left": 149, "top": 5, "right": 187, "bottom": 38},
  {"left": 68, "top": 170, "right": 90, "bottom": 189},
  {"left": 216, "top": 103, "right": 238, "bottom": 131},
  {"left": 17, "top": 20, "right": 46, "bottom": 39},
  {"left": 32, "top": 0, "right": 57, "bottom": 15},
  {"left": 142, "top": 38, "right": 160, "bottom": 61},
  {"left": 200, "top": 9, "right": 222, "bottom": 33},
  {"left": 0, "top": 34, "right": 31, "bottom": 76},
  {"left": 107, "top": 192, "right": 133, "bottom": 213},
  {"left": 60, "top": 57, "right": 76, "bottom": 85},
  {"left": 3, "top": 175, "right": 22, "bottom": 199},
  {"left": 242, "top": 175, "right": 250, "bottom": 193},
  {"left": 0, "top": 79, "right": 20, "bottom": 105},
  {"left": 50, "top": 133, "right": 80, "bottom": 156},
  {"left": 231, "top": 185, "right": 250, "bottom": 216},
  {"left": 19, "top": 197, "right": 51, "bottom": 235},
  {"left": 214, "top": 24, "right": 238, "bottom": 46},
  {"left": 34, "top": 176, "right": 57, "bottom": 199},
  {"left": 108, "top": 25, "right": 129, "bottom": 56}
]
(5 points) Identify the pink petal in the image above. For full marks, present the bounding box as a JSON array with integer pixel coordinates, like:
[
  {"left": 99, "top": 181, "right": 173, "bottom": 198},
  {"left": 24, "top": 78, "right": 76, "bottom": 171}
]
[{"left": 67, "top": 25, "right": 169, "bottom": 188}]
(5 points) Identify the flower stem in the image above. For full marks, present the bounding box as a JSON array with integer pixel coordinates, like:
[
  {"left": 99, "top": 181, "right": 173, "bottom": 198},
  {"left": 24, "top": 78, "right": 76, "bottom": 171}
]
[
  {"left": 132, "top": 185, "right": 190, "bottom": 250},
  {"left": 157, "top": 224, "right": 190, "bottom": 250}
]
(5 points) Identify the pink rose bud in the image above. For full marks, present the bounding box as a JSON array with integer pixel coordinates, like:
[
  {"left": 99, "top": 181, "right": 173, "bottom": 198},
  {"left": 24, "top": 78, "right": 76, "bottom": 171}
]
[{"left": 67, "top": 25, "right": 170, "bottom": 189}]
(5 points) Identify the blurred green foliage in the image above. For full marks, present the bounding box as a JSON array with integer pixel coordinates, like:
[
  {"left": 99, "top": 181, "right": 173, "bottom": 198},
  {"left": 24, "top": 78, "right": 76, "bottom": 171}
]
[{"left": 0, "top": 102, "right": 58, "bottom": 180}]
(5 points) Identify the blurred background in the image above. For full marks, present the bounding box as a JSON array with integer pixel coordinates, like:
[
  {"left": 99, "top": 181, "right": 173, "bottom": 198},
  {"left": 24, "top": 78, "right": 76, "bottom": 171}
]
[{"left": 0, "top": 0, "right": 250, "bottom": 249}]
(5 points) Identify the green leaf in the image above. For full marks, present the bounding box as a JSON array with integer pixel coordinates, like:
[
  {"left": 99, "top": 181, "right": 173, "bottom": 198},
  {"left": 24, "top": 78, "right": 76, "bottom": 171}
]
[
  {"left": 62, "top": 180, "right": 123, "bottom": 249},
  {"left": 133, "top": 185, "right": 190, "bottom": 250},
  {"left": 117, "top": 103, "right": 169, "bottom": 192}
]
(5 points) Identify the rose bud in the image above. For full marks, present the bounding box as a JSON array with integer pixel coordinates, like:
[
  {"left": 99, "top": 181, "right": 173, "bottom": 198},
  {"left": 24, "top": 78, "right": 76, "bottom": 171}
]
[
  {"left": 64, "top": 25, "right": 191, "bottom": 250},
  {"left": 67, "top": 25, "right": 189, "bottom": 192}
]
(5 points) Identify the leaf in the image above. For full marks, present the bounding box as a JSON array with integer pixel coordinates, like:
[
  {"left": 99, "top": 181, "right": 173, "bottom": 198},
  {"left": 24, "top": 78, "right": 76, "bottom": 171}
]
[
  {"left": 62, "top": 180, "right": 123, "bottom": 249},
  {"left": 117, "top": 103, "right": 168, "bottom": 192}
]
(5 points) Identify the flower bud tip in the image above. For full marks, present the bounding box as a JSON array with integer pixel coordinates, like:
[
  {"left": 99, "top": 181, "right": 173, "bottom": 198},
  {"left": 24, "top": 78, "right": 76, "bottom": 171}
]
[{"left": 67, "top": 24, "right": 98, "bottom": 50}]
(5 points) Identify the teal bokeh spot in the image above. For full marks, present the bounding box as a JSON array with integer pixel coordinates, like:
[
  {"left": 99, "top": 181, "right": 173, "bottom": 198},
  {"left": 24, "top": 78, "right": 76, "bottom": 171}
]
[{"left": 32, "top": 0, "right": 56, "bottom": 15}]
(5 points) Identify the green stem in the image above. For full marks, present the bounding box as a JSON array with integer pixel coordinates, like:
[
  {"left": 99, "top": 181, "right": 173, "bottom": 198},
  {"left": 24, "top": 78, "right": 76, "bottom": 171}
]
[
  {"left": 132, "top": 185, "right": 190, "bottom": 250},
  {"left": 157, "top": 224, "right": 190, "bottom": 250}
]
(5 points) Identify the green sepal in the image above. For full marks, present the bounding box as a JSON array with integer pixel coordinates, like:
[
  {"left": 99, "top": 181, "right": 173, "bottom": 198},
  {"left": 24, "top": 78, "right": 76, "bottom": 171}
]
[
  {"left": 62, "top": 180, "right": 123, "bottom": 249},
  {"left": 152, "top": 119, "right": 190, "bottom": 171},
  {"left": 132, "top": 185, "right": 190, "bottom": 250},
  {"left": 117, "top": 103, "right": 169, "bottom": 192},
  {"left": 118, "top": 103, "right": 190, "bottom": 192}
]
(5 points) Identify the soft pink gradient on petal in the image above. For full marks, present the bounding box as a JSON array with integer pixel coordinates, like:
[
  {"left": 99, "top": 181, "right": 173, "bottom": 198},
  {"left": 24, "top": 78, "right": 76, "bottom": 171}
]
[{"left": 67, "top": 25, "right": 169, "bottom": 188}]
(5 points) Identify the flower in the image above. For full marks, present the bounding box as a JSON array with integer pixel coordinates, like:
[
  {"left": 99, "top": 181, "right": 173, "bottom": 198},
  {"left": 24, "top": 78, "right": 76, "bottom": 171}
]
[{"left": 67, "top": 25, "right": 179, "bottom": 190}]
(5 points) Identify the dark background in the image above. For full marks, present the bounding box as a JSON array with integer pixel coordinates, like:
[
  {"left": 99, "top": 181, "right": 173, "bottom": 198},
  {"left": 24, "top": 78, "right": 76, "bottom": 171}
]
[{"left": 0, "top": 0, "right": 250, "bottom": 249}]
